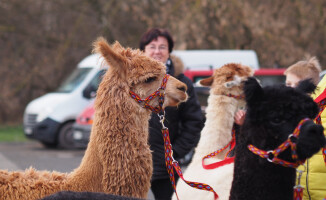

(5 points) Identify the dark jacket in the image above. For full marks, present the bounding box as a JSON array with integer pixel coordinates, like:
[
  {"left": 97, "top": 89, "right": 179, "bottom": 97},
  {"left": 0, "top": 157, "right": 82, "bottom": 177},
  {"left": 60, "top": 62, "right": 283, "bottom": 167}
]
[{"left": 149, "top": 55, "right": 203, "bottom": 180}]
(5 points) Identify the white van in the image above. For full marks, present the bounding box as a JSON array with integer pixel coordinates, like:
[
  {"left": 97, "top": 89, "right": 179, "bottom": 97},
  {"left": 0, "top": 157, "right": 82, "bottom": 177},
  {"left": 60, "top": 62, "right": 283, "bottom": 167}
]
[
  {"left": 23, "top": 54, "right": 107, "bottom": 148},
  {"left": 172, "top": 49, "right": 259, "bottom": 70}
]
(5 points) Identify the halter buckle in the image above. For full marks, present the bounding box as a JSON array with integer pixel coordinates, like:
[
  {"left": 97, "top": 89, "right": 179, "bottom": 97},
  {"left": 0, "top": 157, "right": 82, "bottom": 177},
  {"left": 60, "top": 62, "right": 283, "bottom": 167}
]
[
  {"left": 158, "top": 111, "right": 167, "bottom": 129},
  {"left": 288, "top": 134, "right": 297, "bottom": 143},
  {"left": 267, "top": 150, "right": 274, "bottom": 162},
  {"left": 171, "top": 149, "right": 177, "bottom": 163},
  {"left": 296, "top": 164, "right": 306, "bottom": 186}
]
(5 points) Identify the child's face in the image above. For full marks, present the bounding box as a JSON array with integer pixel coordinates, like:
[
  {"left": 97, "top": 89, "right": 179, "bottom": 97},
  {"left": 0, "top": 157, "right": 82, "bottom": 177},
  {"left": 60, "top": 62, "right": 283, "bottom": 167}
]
[{"left": 285, "top": 73, "right": 301, "bottom": 88}]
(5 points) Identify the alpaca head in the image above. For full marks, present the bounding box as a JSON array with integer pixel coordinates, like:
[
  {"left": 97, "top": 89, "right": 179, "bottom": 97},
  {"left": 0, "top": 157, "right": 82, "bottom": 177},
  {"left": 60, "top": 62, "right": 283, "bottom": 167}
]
[
  {"left": 243, "top": 77, "right": 326, "bottom": 163},
  {"left": 199, "top": 63, "right": 253, "bottom": 96},
  {"left": 92, "top": 37, "right": 188, "bottom": 111},
  {"left": 199, "top": 63, "right": 253, "bottom": 111}
]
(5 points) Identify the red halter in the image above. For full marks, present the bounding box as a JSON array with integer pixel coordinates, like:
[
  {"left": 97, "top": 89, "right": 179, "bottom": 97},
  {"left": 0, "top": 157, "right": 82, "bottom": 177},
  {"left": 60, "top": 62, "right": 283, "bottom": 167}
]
[
  {"left": 224, "top": 93, "right": 245, "bottom": 100},
  {"left": 202, "top": 128, "right": 236, "bottom": 169},
  {"left": 248, "top": 118, "right": 309, "bottom": 168},
  {"left": 129, "top": 74, "right": 170, "bottom": 113},
  {"left": 248, "top": 118, "right": 310, "bottom": 200}
]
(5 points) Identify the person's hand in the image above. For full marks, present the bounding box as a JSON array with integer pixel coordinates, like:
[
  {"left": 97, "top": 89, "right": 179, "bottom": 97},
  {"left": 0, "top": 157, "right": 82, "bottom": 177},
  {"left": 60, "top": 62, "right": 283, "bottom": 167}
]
[{"left": 234, "top": 110, "right": 246, "bottom": 125}]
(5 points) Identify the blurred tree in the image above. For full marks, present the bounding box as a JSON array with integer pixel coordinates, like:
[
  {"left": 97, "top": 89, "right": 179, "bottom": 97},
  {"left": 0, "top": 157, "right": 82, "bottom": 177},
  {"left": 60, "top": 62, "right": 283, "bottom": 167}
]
[{"left": 0, "top": 0, "right": 325, "bottom": 123}]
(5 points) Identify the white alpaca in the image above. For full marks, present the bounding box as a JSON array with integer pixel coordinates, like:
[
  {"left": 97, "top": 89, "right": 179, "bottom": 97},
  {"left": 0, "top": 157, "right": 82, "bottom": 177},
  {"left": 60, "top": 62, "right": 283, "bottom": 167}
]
[{"left": 172, "top": 63, "right": 253, "bottom": 200}]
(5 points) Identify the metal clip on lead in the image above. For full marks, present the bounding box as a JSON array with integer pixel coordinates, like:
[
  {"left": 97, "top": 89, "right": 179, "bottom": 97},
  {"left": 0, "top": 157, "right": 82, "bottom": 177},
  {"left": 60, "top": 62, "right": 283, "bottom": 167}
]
[{"left": 158, "top": 111, "right": 167, "bottom": 129}]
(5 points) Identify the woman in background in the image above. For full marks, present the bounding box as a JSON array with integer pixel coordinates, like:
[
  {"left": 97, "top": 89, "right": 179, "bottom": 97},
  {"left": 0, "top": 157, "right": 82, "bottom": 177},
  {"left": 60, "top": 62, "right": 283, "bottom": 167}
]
[{"left": 139, "top": 28, "right": 203, "bottom": 200}]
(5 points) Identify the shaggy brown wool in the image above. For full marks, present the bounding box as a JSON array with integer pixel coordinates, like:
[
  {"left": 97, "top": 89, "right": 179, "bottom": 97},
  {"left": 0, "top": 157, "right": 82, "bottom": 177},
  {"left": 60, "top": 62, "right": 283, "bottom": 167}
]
[{"left": 0, "top": 37, "right": 187, "bottom": 200}]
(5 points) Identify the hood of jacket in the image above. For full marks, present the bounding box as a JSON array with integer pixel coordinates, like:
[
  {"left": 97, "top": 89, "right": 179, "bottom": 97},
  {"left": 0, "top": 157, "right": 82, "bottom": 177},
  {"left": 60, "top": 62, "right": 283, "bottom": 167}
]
[{"left": 170, "top": 54, "right": 184, "bottom": 77}]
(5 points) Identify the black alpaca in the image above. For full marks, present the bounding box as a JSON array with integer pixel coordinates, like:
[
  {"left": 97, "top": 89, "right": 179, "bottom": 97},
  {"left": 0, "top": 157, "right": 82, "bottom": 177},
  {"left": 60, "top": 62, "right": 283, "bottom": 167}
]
[{"left": 229, "top": 78, "right": 326, "bottom": 200}]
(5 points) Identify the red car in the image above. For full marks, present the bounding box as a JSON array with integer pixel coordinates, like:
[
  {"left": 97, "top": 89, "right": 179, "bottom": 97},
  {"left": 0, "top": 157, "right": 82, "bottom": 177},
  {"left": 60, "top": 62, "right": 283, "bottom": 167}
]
[
  {"left": 72, "top": 99, "right": 95, "bottom": 148},
  {"left": 72, "top": 68, "right": 286, "bottom": 148}
]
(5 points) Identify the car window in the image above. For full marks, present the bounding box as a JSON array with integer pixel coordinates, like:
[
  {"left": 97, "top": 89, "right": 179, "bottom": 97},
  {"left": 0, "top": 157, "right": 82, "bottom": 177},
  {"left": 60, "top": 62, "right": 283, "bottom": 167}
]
[
  {"left": 194, "top": 86, "right": 209, "bottom": 111},
  {"left": 193, "top": 76, "right": 210, "bottom": 83},
  {"left": 255, "top": 75, "right": 285, "bottom": 86}
]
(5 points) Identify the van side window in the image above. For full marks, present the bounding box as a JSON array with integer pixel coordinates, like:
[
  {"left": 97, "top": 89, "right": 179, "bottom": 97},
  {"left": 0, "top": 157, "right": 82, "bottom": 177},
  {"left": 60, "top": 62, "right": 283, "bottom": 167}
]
[
  {"left": 89, "top": 70, "right": 106, "bottom": 91},
  {"left": 83, "top": 70, "right": 106, "bottom": 98},
  {"left": 57, "top": 68, "right": 92, "bottom": 93}
]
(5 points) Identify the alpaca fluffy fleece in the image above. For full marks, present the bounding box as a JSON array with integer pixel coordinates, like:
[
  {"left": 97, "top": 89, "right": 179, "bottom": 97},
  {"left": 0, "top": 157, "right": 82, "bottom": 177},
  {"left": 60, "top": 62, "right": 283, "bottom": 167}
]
[
  {"left": 229, "top": 78, "right": 326, "bottom": 200},
  {"left": 0, "top": 168, "right": 69, "bottom": 200},
  {"left": 0, "top": 37, "right": 188, "bottom": 200},
  {"left": 172, "top": 63, "right": 253, "bottom": 200}
]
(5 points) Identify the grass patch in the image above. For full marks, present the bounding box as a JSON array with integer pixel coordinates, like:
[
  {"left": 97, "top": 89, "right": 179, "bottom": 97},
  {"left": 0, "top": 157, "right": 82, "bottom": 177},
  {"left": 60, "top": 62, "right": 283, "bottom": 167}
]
[{"left": 0, "top": 125, "right": 27, "bottom": 142}]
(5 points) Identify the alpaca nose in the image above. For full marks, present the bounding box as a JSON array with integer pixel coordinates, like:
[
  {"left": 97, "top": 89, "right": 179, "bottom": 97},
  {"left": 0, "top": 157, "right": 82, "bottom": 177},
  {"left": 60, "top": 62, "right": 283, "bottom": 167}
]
[{"left": 178, "top": 85, "right": 187, "bottom": 92}]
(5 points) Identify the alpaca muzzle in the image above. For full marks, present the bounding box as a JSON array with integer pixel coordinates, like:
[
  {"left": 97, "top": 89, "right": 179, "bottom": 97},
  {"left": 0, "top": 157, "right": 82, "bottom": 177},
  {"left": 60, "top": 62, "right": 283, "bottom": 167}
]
[
  {"left": 297, "top": 120, "right": 325, "bottom": 158},
  {"left": 129, "top": 74, "right": 170, "bottom": 113}
]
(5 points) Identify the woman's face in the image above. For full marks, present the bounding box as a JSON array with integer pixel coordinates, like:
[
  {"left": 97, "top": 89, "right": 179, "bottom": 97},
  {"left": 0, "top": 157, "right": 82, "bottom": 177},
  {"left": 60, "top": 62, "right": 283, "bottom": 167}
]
[
  {"left": 285, "top": 73, "right": 301, "bottom": 88},
  {"left": 144, "top": 36, "right": 170, "bottom": 64}
]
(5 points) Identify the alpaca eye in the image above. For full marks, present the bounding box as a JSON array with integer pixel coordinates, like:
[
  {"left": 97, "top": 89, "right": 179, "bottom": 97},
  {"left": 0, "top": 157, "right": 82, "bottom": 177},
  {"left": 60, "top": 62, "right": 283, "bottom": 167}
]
[
  {"left": 145, "top": 77, "right": 157, "bottom": 83},
  {"left": 270, "top": 118, "right": 284, "bottom": 125}
]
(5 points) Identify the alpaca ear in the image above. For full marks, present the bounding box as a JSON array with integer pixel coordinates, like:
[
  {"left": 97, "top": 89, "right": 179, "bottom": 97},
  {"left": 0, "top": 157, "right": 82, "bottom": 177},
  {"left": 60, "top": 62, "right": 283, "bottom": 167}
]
[
  {"left": 112, "top": 41, "right": 124, "bottom": 51},
  {"left": 296, "top": 79, "right": 316, "bottom": 94},
  {"left": 92, "top": 37, "right": 128, "bottom": 70},
  {"left": 244, "top": 77, "right": 264, "bottom": 105},
  {"left": 199, "top": 76, "right": 214, "bottom": 86}
]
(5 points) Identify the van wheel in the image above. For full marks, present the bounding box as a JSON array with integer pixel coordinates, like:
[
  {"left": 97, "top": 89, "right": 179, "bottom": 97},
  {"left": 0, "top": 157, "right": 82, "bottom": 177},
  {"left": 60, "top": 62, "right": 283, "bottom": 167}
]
[
  {"left": 41, "top": 141, "right": 57, "bottom": 148},
  {"left": 58, "top": 122, "right": 75, "bottom": 149}
]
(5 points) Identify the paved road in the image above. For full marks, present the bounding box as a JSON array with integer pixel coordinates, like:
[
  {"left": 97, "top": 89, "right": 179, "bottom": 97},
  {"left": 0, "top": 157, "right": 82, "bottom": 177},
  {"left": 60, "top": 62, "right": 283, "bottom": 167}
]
[
  {"left": 0, "top": 140, "right": 155, "bottom": 199},
  {"left": 0, "top": 141, "right": 84, "bottom": 172}
]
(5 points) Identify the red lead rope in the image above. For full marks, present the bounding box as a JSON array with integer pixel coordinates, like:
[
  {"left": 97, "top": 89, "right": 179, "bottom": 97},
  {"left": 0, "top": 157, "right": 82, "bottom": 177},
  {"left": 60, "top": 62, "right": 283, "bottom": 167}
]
[
  {"left": 162, "top": 127, "right": 219, "bottom": 200},
  {"left": 160, "top": 119, "right": 219, "bottom": 200},
  {"left": 130, "top": 74, "right": 218, "bottom": 199},
  {"left": 202, "top": 129, "right": 236, "bottom": 169},
  {"left": 201, "top": 94, "right": 243, "bottom": 170}
]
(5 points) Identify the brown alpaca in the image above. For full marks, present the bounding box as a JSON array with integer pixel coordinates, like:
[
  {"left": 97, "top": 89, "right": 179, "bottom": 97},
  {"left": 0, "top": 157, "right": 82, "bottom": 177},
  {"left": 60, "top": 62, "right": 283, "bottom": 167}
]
[{"left": 0, "top": 37, "right": 188, "bottom": 200}]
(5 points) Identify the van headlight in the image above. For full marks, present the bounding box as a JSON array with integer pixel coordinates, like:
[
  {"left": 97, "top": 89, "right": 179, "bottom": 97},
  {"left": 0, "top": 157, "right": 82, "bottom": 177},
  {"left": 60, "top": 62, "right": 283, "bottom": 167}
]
[{"left": 36, "top": 107, "right": 53, "bottom": 122}]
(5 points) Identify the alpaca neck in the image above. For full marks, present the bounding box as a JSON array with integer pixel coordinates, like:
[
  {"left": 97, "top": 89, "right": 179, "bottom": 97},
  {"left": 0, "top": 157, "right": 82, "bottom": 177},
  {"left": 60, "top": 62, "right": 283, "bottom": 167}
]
[
  {"left": 193, "top": 95, "right": 240, "bottom": 161},
  {"left": 68, "top": 97, "right": 152, "bottom": 192}
]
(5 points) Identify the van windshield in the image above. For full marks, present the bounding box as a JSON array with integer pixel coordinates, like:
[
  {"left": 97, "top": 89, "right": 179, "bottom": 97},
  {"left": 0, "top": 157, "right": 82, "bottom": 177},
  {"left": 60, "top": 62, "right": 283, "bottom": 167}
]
[{"left": 56, "top": 68, "right": 92, "bottom": 93}]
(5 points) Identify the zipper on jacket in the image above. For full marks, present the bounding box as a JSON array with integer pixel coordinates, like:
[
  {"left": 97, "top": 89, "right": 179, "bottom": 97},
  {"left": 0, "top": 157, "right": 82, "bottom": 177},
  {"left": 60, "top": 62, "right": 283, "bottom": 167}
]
[{"left": 306, "top": 159, "right": 311, "bottom": 200}]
